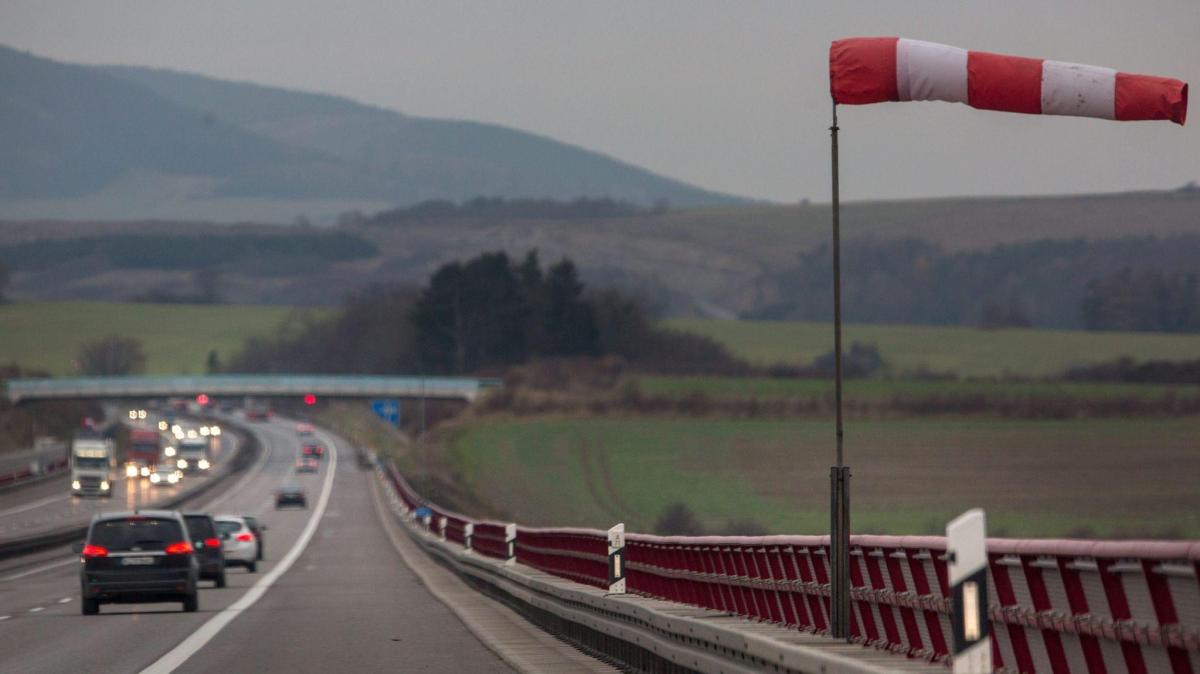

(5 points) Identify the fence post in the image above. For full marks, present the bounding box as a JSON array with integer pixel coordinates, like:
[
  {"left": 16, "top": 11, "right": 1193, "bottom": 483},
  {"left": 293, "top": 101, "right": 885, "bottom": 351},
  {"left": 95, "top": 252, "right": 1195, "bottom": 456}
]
[
  {"left": 504, "top": 523, "right": 517, "bottom": 565},
  {"left": 421, "top": 513, "right": 431, "bottom": 531},
  {"left": 608, "top": 523, "right": 626, "bottom": 593},
  {"left": 464, "top": 522, "right": 474, "bottom": 552},
  {"left": 438, "top": 516, "right": 447, "bottom": 541},
  {"left": 948, "top": 509, "right": 991, "bottom": 674}
]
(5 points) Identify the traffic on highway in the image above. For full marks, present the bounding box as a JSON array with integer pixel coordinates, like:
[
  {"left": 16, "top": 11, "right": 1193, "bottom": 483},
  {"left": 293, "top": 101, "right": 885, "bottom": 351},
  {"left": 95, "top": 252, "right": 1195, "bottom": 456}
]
[{"left": 0, "top": 404, "right": 514, "bottom": 673}]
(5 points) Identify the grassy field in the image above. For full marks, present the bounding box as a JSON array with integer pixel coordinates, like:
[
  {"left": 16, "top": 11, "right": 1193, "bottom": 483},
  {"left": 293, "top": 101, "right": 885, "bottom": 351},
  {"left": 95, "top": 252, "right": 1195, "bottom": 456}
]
[
  {"left": 666, "top": 318, "right": 1200, "bottom": 378},
  {"left": 0, "top": 301, "right": 308, "bottom": 375},
  {"left": 443, "top": 415, "right": 1200, "bottom": 539},
  {"left": 633, "top": 375, "right": 1200, "bottom": 402}
]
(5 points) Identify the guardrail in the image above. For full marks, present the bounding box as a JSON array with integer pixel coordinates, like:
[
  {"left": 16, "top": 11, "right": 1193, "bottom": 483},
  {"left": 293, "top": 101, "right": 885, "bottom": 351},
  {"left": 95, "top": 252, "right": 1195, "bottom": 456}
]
[
  {"left": 381, "top": 461, "right": 1199, "bottom": 673},
  {"left": 0, "top": 438, "right": 69, "bottom": 490}
]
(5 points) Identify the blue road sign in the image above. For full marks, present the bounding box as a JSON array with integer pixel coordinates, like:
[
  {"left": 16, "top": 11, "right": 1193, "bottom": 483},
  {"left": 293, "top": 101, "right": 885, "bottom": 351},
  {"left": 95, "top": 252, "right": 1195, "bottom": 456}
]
[{"left": 370, "top": 398, "right": 400, "bottom": 426}]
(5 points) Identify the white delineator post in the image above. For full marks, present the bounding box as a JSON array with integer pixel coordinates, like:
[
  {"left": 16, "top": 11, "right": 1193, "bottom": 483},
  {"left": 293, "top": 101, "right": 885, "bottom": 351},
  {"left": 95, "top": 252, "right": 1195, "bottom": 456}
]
[
  {"left": 504, "top": 523, "right": 517, "bottom": 565},
  {"left": 463, "top": 522, "right": 474, "bottom": 552},
  {"left": 438, "top": 516, "right": 447, "bottom": 541},
  {"left": 947, "top": 509, "right": 992, "bottom": 674},
  {"left": 607, "top": 523, "right": 626, "bottom": 594}
]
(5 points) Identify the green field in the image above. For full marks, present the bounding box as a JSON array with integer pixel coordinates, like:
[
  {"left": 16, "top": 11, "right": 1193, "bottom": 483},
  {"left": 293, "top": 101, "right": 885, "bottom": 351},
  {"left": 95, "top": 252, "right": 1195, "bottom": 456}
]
[
  {"left": 443, "top": 415, "right": 1200, "bottom": 539},
  {"left": 0, "top": 301, "right": 308, "bottom": 375},
  {"left": 666, "top": 318, "right": 1200, "bottom": 378},
  {"left": 634, "top": 375, "right": 1200, "bottom": 402}
]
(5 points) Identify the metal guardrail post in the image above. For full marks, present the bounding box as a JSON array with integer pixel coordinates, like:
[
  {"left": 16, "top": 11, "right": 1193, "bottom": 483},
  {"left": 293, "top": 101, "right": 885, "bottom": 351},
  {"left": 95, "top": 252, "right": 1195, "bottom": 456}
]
[
  {"left": 463, "top": 522, "right": 474, "bottom": 552},
  {"left": 504, "top": 523, "right": 517, "bottom": 566},
  {"left": 608, "top": 524, "right": 626, "bottom": 594},
  {"left": 948, "top": 509, "right": 991, "bottom": 674}
]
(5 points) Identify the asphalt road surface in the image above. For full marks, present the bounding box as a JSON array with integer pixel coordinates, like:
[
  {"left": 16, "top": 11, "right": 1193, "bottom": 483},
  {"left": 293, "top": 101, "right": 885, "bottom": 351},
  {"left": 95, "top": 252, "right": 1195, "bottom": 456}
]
[{"left": 0, "top": 416, "right": 513, "bottom": 673}]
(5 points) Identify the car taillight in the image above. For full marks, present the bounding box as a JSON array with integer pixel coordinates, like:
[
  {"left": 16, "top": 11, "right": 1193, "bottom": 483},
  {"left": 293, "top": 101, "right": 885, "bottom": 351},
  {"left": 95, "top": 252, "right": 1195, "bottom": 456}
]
[
  {"left": 204, "top": 537, "right": 221, "bottom": 549},
  {"left": 81, "top": 544, "right": 108, "bottom": 558},
  {"left": 236, "top": 532, "right": 254, "bottom": 542},
  {"left": 165, "top": 541, "right": 193, "bottom": 555}
]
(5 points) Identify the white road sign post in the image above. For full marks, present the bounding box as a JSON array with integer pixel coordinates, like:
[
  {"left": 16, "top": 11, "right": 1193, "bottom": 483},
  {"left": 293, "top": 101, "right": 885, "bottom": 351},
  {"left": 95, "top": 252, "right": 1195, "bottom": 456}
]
[{"left": 947, "top": 508, "right": 991, "bottom": 674}]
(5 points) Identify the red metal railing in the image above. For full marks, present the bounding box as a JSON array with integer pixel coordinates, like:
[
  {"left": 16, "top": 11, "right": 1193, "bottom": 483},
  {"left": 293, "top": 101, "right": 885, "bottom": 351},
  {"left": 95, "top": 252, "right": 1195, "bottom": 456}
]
[{"left": 380, "top": 460, "right": 1200, "bottom": 672}]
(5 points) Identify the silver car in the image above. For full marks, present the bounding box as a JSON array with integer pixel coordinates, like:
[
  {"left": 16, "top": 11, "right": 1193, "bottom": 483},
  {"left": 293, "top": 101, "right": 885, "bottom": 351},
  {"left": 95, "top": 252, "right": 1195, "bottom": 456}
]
[{"left": 214, "top": 515, "right": 258, "bottom": 573}]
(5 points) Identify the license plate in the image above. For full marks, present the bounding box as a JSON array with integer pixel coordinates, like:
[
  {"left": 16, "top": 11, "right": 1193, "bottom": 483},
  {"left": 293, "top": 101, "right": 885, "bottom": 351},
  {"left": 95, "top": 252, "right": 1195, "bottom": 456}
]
[{"left": 121, "top": 556, "right": 155, "bottom": 566}]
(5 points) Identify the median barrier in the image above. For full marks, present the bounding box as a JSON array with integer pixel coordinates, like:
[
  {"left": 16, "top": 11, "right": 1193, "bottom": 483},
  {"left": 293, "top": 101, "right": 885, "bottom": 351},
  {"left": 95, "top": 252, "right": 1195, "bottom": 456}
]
[{"left": 379, "top": 459, "right": 1199, "bottom": 673}]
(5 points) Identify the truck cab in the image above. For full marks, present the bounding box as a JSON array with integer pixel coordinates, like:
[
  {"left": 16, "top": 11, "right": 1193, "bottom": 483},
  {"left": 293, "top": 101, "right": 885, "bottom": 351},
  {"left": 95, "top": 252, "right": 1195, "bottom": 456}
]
[
  {"left": 71, "top": 431, "right": 114, "bottom": 497},
  {"left": 125, "top": 428, "right": 161, "bottom": 479},
  {"left": 176, "top": 438, "right": 210, "bottom": 473}
]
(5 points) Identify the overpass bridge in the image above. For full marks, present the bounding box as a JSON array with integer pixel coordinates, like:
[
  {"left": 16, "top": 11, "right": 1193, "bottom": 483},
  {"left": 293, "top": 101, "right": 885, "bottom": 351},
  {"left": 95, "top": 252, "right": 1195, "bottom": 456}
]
[{"left": 3, "top": 374, "right": 501, "bottom": 404}]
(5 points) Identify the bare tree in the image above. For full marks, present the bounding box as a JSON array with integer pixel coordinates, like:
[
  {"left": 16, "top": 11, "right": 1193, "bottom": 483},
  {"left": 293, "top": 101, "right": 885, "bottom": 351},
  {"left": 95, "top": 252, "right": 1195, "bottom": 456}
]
[{"left": 78, "top": 335, "right": 147, "bottom": 375}]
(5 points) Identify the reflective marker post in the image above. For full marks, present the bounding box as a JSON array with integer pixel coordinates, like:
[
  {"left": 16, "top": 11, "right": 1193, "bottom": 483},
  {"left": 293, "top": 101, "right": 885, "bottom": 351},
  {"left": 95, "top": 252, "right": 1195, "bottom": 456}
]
[
  {"left": 504, "top": 523, "right": 517, "bottom": 566},
  {"left": 463, "top": 522, "right": 474, "bottom": 552},
  {"left": 438, "top": 516, "right": 447, "bottom": 541},
  {"left": 607, "top": 523, "right": 626, "bottom": 594},
  {"left": 948, "top": 509, "right": 991, "bottom": 674}
]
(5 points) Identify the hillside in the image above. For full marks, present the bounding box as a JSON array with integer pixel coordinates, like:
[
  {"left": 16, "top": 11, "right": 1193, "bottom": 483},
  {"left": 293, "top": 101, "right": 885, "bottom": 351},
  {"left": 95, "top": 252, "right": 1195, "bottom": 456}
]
[
  {"left": 0, "top": 45, "right": 739, "bottom": 221},
  {"left": 2, "top": 188, "right": 1199, "bottom": 316}
]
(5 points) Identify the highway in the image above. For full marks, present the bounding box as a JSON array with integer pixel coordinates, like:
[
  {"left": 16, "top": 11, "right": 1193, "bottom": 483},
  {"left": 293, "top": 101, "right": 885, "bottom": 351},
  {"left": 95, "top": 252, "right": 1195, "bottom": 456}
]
[{"left": 0, "top": 416, "right": 514, "bottom": 673}]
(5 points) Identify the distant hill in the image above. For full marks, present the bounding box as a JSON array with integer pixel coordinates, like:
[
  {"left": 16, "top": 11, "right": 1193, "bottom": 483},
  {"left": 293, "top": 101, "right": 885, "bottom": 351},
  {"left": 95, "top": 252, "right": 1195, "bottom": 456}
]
[
  {"left": 0, "top": 45, "right": 740, "bottom": 221},
  {"left": 2, "top": 189, "right": 1198, "bottom": 321}
]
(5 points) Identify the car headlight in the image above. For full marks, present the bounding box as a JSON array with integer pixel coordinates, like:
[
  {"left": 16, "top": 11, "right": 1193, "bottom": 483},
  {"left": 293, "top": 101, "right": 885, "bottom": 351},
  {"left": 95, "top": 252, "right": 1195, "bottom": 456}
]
[
  {"left": 165, "top": 446, "right": 176, "bottom": 456},
  {"left": 198, "top": 459, "right": 210, "bottom": 470},
  {"left": 72, "top": 480, "right": 81, "bottom": 490},
  {"left": 138, "top": 410, "right": 147, "bottom": 419},
  {"left": 168, "top": 474, "right": 178, "bottom": 484},
  {"left": 211, "top": 426, "right": 221, "bottom": 436},
  {"left": 128, "top": 410, "right": 138, "bottom": 419},
  {"left": 178, "top": 459, "right": 187, "bottom": 469},
  {"left": 126, "top": 465, "right": 139, "bottom": 477},
  {"left": 100, "top": 481, "right": 109, "bottom": 491},
  {"left": 158, "top": 421, "right": 168, "bottom": 430},
  {"left": 200, "top": 426, "right": 210, "bottom": 436},
  {"left": 150, "top": 473, "right": 161, "bottom": 483},
  {"left": 140, "top": 466, "right": 150, "bottom": 477}
]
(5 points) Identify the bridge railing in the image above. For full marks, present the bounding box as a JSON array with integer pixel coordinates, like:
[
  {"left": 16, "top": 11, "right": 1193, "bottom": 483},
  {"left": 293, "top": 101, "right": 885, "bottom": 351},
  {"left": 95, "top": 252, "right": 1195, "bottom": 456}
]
[{"left": 379, "top": 460, "right": 1199, "bottom": 672}]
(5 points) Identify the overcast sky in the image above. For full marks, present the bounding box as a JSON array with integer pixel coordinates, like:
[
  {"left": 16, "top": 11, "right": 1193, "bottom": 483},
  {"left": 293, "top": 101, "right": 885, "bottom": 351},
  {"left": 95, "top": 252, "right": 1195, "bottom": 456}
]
[{"left": 2, "top": 0, "right": 1196, "bottom": 202}]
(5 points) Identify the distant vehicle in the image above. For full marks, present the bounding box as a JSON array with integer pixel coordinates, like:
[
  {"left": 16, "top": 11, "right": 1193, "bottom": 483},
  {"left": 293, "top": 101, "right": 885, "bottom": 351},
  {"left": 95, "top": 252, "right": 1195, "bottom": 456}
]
[
  {"left": 176, "top": 438, "right": 211, "bottom": 473},
  {"left": 295, "top": 457, "right": 319, "bottom": 473},
  {"left": 214, "top": 516, "right": 258, "bottom": 573},
  {"left": 76, "top": 511, "right": 199, "bottom": 615},
  {"left": 71, "top": 431, "right": 114, "bottom": 498},
  {"left": 296, "top": 423, "right": 315, "bottom": 436},
  {"left": 125, "top": 428, "right": 161, "bottom": 479},
  {"left": 182, "top": 513, "right": 226, "bottom": 588},
  {"left": 245, "top": 400, "right": 272, "bottom": 421},
  {"left": 301, "top": 444, "right": 325, "bottom": 460},
  {"left": 149, "top": 465, "right": 181, "bottom": 486},
  {"left": 242, "top": 515, "right": 266, "bottom": 561},
  {"left": 275, "top": 485, "right": 307, "bottom": 509}
]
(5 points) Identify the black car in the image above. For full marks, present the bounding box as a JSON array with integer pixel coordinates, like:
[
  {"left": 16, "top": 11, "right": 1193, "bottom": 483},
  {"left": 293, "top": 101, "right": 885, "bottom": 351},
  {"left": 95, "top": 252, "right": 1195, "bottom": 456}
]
[
  {"left": 182, "top": 512, "right": 226, "bottom": 588},
  {"left": 76, "top": 511, "right": 199, "bottom": 615},
  {"left": 242, "top": 514, "right": 267, "bottom": 561},
  {"left": 275, "top": 485, "right": 307, "bottom": 509}
]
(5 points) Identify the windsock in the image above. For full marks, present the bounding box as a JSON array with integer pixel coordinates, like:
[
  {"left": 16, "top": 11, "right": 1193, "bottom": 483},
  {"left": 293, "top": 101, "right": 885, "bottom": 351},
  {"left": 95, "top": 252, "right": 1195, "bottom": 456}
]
[{"left": 830, "top": 37, "right": 1187, "bottom": 125}]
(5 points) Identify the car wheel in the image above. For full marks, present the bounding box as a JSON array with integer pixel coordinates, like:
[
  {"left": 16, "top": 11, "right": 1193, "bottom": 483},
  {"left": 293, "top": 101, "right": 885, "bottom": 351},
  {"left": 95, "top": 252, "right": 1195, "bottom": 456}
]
[
  {"left": 215, "top": 570, "right": 227, "bottom": 588},
  {"left": 247, "top": 560, "right": 257, "bottom": 573},
  {"left": 256, "top": 545, "right": 263, "bottom": 561},
  {"left": 182, "top": 592, "right": 198, "bottom": 613},
  {"left": 81, "top": 598, "right": 100, "bottom": 615}
]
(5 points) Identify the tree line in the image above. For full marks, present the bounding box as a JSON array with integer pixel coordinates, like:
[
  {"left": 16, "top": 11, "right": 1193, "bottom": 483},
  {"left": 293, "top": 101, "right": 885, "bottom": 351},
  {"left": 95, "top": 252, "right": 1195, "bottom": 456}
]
[
  {"left": 345, "top": 196, "right": 655, "bottom": 228},
  {"left": 751, "top": 235, "right": 1200, "bottom": 333},
  {"left": 227, "top": 250, "right": 747, "bottom": 376}
]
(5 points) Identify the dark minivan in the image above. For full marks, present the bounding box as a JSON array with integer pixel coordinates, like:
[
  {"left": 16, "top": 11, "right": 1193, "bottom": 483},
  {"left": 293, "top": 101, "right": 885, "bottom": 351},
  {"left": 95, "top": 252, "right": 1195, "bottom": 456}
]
[
  {"left": 77, "top": 510, "right": 199, "bottom": 615},
  {"left": 182, "top": 512, "right": 226, "bottom": 587}
]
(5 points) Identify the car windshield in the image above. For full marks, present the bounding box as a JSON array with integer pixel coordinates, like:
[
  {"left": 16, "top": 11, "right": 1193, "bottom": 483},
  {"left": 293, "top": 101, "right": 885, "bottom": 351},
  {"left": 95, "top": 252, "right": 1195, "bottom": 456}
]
[
  {"left": 74, "top": 457, "right": 108, "bottom": 469},
  {"left": 280, "top": 486, "right": 302, "bottom": 493},
  {"left": 90, "top": 518, "right": 183, "bottom": 551},
  {"left": 214, "top": 520, "right": 241, "bottom": 535},
  {"left": 183, "top": 515, "right": 216, "bottom": 539}
]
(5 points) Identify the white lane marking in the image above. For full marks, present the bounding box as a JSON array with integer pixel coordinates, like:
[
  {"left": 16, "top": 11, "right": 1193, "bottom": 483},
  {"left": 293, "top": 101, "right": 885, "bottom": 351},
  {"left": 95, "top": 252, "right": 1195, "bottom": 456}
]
[
  {"left": 0, "top": 615, "right": 9, "bottom": 621},
  {"left": 0, "top": 493, "right": 68, "bottom": 519},
  {"left": 28, "top": 607, "right": 43, "bottom": 613},
  {"left": 0, "top": 558, "right": 76, "bottom": 582},
  {"left": 57, "top": 597, "right": 71, "bottom": 604},
  {"left": 140, "top": 427, "right": 337, "bottom": 674}
]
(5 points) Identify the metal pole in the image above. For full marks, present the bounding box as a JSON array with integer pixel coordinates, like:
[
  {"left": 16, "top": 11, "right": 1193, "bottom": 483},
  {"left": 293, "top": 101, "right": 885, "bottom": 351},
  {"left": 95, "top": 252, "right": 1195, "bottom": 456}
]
[{"left": 829, "top": 100, "right": 851, "bottom": 641}]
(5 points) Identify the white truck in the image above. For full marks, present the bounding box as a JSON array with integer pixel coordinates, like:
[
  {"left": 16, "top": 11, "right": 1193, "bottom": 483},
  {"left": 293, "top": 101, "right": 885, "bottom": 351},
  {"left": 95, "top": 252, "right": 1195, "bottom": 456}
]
[
  {"left": 70, "top": 431, "right": 114, "bottom": 498},
  {"left": 176, "top": 438, "right": 211, "bottom": 474}
]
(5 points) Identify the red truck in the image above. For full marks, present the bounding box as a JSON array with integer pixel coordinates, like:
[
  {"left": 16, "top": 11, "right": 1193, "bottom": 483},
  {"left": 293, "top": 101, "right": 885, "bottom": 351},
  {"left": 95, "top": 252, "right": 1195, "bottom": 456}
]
[{"left": 125, "top": 428, "right": 161, "bottom": 479}]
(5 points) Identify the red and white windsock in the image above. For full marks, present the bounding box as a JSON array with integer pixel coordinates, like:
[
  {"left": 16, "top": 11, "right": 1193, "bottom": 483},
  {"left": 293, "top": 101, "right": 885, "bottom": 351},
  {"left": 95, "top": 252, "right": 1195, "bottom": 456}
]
[{"left": 830, "top": 37, "right": 1187, "bottom": 125}]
